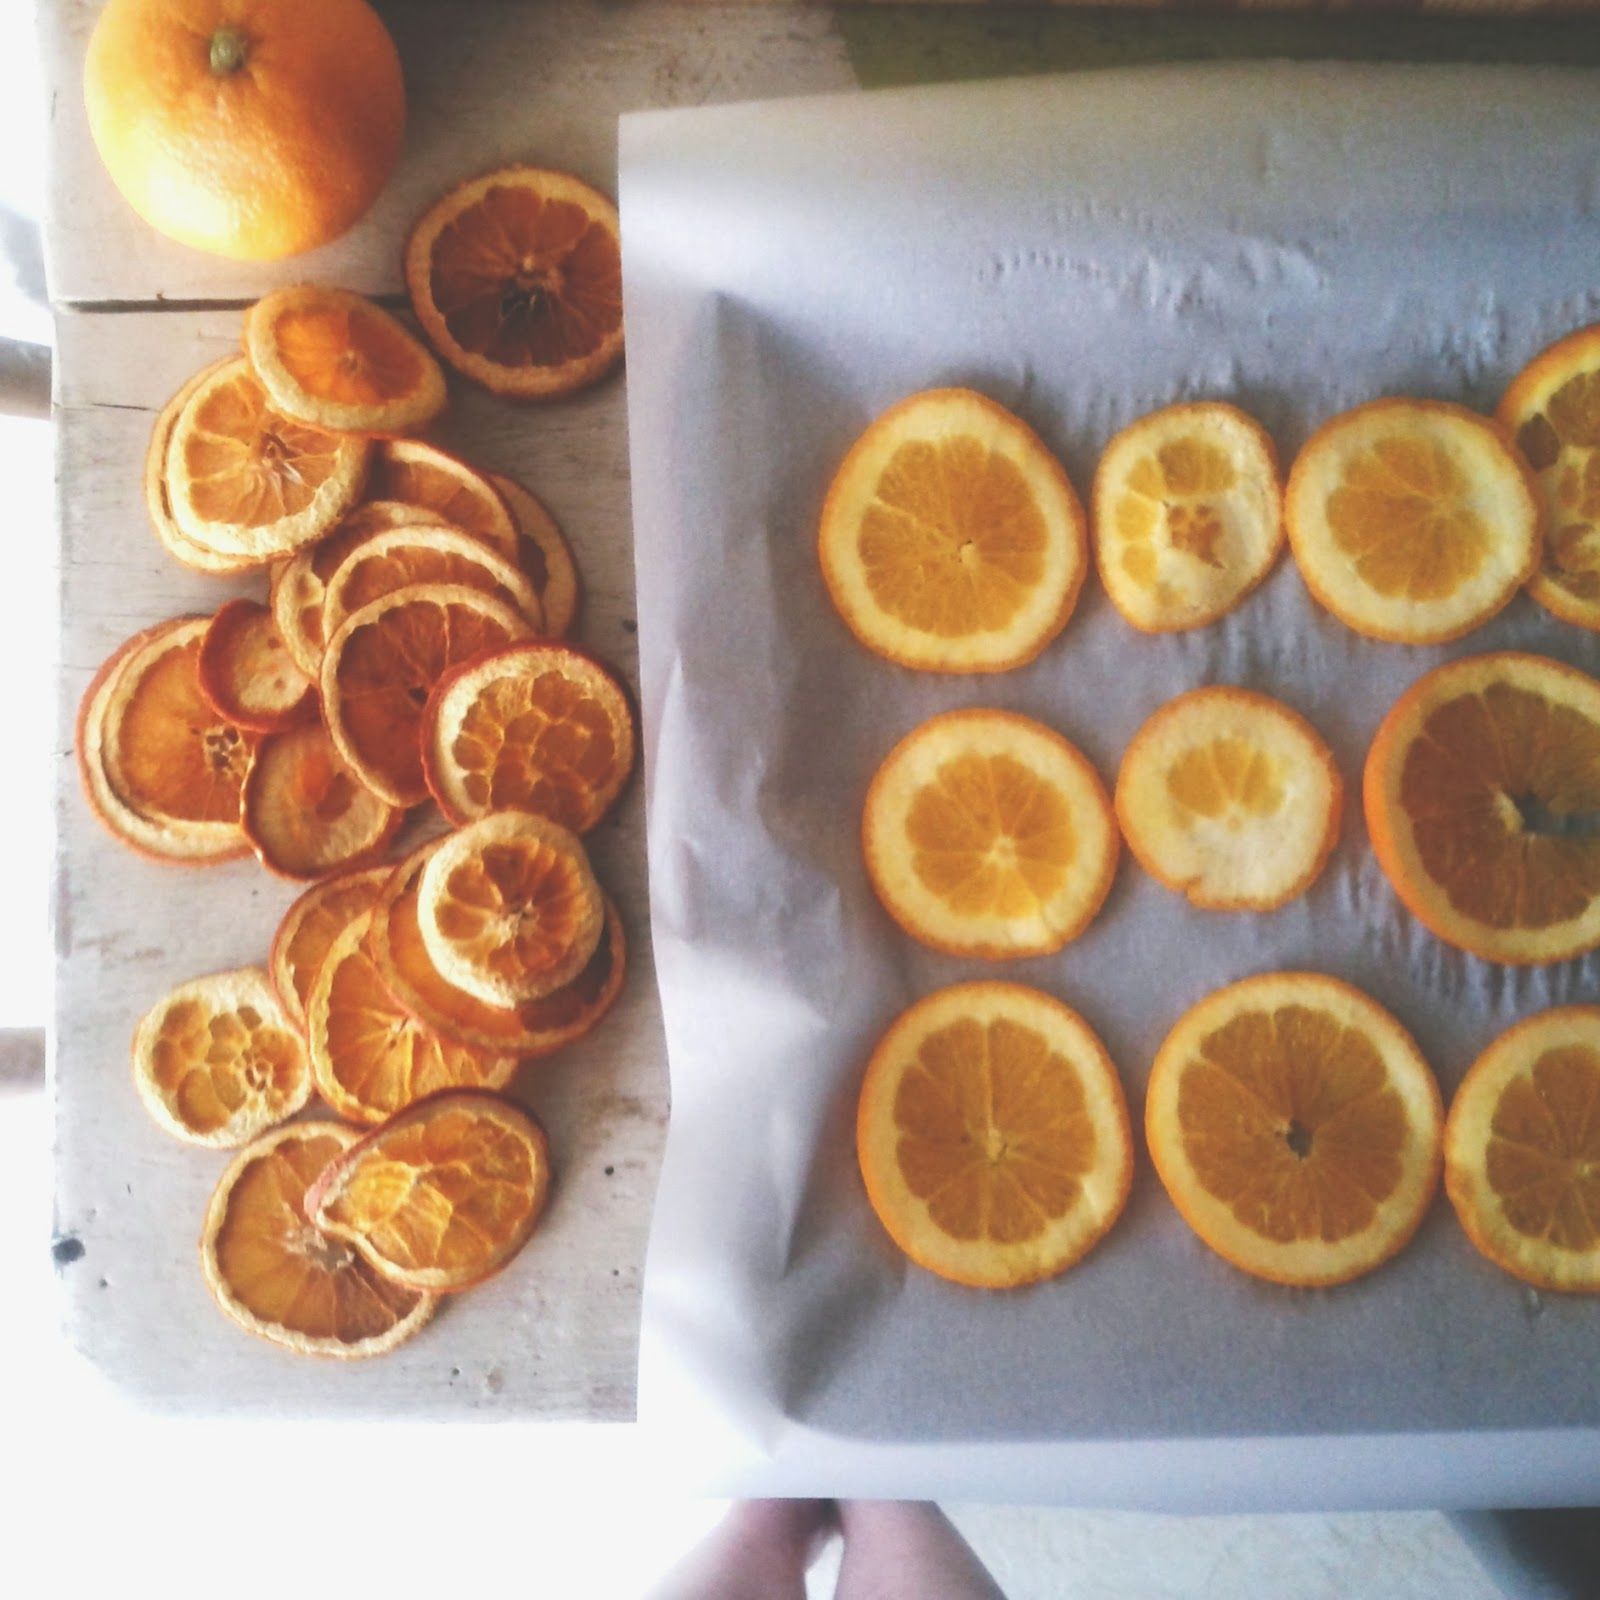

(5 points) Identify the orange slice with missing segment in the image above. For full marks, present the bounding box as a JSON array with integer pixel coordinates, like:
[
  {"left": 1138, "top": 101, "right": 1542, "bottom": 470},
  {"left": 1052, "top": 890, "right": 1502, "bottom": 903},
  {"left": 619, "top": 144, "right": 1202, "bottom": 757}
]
[
  {"left": 368, "top": 439, "right": 518, "bottom": 559},
  {"left": 820, "top": 389, "right": 1087, "bottom": 672},
  {"left": 488, "top": 472, "right": 579, "bottom": 637},
  {"left": 197, "top": 598, "right": 315, "bottom": 734},
  {"left": 269, "top": 864, "right": 392, "bottom": 1032}
]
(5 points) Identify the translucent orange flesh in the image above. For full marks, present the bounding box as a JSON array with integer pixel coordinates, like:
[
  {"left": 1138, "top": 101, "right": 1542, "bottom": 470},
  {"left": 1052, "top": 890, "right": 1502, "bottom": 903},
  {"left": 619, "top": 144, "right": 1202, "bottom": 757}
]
[
  {"left": 149, "top": 997, "right": 301, "bottom": 1134},
  {"left": 892, "top": 1015, "right": 1095, "bottom": 1244},
  {"left": 368, "top": 457, "right": 505, "bottom": 543},
  {"left": 1166, "top": 738, "right": 1285, "bottom": 823},
  {"left": 279, "top": 876, "right": 386, "bottom": 1020},
  {"left": 249, "top": 725, "right": 391, "bottom": 875},
  {"left": 336, "top": 545, "right": 521, "bottom": 619},
  {"left": 273, "top": 305, "right": 426, "bottom": 406},
  {"left": 1116, "top": 438, "right": 1236, "bottom": 586},
  {"left": 213, "top": 609, "right": 307, "bottom": 716},
  {"left": 1515, "top": 373, "right": 1600, "bottom": 606}
]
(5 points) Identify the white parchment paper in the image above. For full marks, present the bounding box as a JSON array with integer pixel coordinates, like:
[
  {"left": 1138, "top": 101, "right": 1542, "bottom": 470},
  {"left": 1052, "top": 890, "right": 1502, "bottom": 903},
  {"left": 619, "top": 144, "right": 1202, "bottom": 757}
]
[{"left": 620, "top": 65, "right": 1600, "bottom": 1508}]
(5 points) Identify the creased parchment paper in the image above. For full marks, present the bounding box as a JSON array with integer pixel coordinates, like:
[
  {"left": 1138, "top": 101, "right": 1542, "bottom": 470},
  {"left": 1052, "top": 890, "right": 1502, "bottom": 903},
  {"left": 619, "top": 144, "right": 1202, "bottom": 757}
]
[{"left": 620, "top": 65, "right": 1600, "bottom": 1509}]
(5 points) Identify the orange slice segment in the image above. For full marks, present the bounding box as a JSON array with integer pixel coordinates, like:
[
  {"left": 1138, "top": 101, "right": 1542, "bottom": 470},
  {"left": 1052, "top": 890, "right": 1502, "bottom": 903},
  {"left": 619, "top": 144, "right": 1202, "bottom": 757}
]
[
  {"left": 856, "top": 982, "right": 1132, "bottom": 1288},
  {"left": 1114, "top": 687, "right": 1342, "bottom": 911},
  {"left": 197, "top": 598, "right": 315, "bottom": 734},
  {"left": 422, "top": 642, "right": 634, "bottom": 830},
  {"left": 306, "top": 911, "right": 518, "bottom": 1124},
  {"left": 269, "top": 865, "right": 392, "bottom": 1032},
  {"left": 321, "top": 582, "right": 534, "bottom": 807},
  {"left": 1497, "top": 322, "right": 1600, "bottom": 632},
  {"left": 244, "top": 286, "right": 447, "bottom": 435},
  {"left": 1093, "top": 401, "right": 1283, "bottom": 632},
  {"left": 1364, "top": 651, "right": 1600, "bottom": 965},
  {"left": 368, "top": 439, "right": 518, "bottom": 559},
  {"left": 488, "top": 472, "right": 579, "bottom": 636},
  {"left": 820, "top": 388, "right": 1088, "bottom": 672},
  {"left": 241, "top": 721, "right": 403, "bottom": 882},
  {"left": 404, "top": 166, "right": 624, "bottom": 400},
  {"left": 200, "top": 1122, "right": 435, "bottom": 1358},
  {"left": 1445, "top": 1006, "right": 1600, "bottom": 1292},
  {"left": 862, "top": 709, "right": 1117, "bottom": 960},
  {"left": 1285, "top": 398, "right": 1542, "bottom": 644},
  {"left": 165, "top": 356, "right": 371, "bottom": 562},
  {"left": 306, "top": 1090, "right": 552, "bottom": 1293},
  {"left": 132, "top": 967, "right": 310, "bottom": 1147}
]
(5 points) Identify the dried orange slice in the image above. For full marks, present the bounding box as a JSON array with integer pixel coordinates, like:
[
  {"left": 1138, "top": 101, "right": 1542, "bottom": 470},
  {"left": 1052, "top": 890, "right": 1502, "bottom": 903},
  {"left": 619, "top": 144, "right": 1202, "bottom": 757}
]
[
  {"left": 1364, "top": 652, "right": 1600, "bottom": 965},
  {"left": 269, "top": 864, "right": 392, "bottom": 1032},
  {"left": 132, "top": 967, "right": 310, "bottom": 1147},
  {"left": 856, "top": 982, "right": 1132, "bottom": 1288},
  {"left": 78, "top": 617, "right": 254, "bottom": 864},
  {"left": 369, "top": 839, "right": 625, "bottom": 1057},
  {"left": 1093, "top": 402, "right": 1283, "bottom": 632},
  {"left": 404, "top": 166, "right": 624, "bottom": 400},
  {"left": 1285, "top": 398, "right": 1542, "bottom": 644},
  {"left": 200, "top": 1122, "right": 435, "bottom": 1358},
  {"left": 368, "top": 439, "right": 518, "bottom": 559},
  {"left": 322, "top": 524, "right": 542, "bottom": 641},
  {"left": 243, "top": 286, "right": 447, "bottom": 436},
  {"left": 488, "top": 472, "right": 579, "bottom": 637},
  {"left": 417, "top": 810, "right": 603, "bottom": 1006},
  {"left": 820, "top": 389, "right": 1087, "bottom": 673},
  {"left": 241, "top": 721, "right": 403, "bottom": 882},
  {"left": 321, "top": 582, "right": 534, "bottom": 807},
  {"left": 422, "top": 642, "right": 634, "bottom": 830},
  {"left": 307, "top": 1090, "right": 552, "bottom": 1292},
  {"left": 165, "top": 355, "right": 371, "bottom": 562},
  {"left": 306, "top": 911, "right": 518, "bottom": 1124},
  {"left": 1114, "top": 688, "right": 1342, "bottom": 911},
  {"left": 862, "top": 709, "right": 1116, "bottom": 960},
  {"left": 197, "top": 598, "right": 314, "bottom": 734},
  {"left": 1497, "top": 323, "right": 1600, "bottom": 631},
  {"left": 1146, "top": 972, "right": 1443, "bottom": 1287},
  {"left": 1445, "top": 1006, "right": 1600, "bottom": 1292}
]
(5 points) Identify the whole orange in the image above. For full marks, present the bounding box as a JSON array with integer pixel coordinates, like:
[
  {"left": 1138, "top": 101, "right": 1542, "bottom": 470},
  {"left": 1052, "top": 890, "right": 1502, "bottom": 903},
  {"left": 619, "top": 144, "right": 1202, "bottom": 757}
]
[{"left": 84, "top": 0, "right": 406, "bottom": 262}]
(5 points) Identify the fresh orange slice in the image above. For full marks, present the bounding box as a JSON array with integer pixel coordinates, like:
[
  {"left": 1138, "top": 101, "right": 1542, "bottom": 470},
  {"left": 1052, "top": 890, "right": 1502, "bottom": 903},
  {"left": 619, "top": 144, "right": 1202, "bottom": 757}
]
[
  {"left": 856, "top": 982, "right": 1132, "bottom": 1288},
  {"left": 422, "top": 642, "right": 634, "bottom": 830},
  {"left": 241, "top": 721, "right": 403, "bottom": 882},
  {"left": 820, "top": 389, "right": 1088, "bottom": 672},
  {"left": 1114, "top": 688, "right": 1342, "bottom": 911},
  {"left": 1285, "top": 398, "right": 1542, "bottom": 644},
  {"left": 488, "top": 472, "right": 579, "bottom": 636},
  {"left": 196, "top": 598, "right": 315, "bottom": 734},
  {"left": 404, "top": 166, "right": 624, "bottom": 400},
  {"left": 1145, "top": 972, "right": 1443, "bottom": 1287},
  {"left": 269, "top": 864, "right": 392, "bottom": 1032},
  {"left": 132, "top": 967, "right": 310, "bottom": 1147},
  {"left": 1497, "top": 323, "right": 1600, "bottom": 632},
  {"left": 321, "top": 582, "right": 534, "bottom": 806},
  {"left": 369, "top": 839, "right": 626, "bottom": 1057},
  {"left": 200, "top": 1122, "right": 435, "bottom": 1358},
  {"left": 1364, "top": 651, "right": 1600, "bottom": 965},
  {"left": 1445, "top": 1006, "right": 1600, "bottom": 1292},
  {"left": 307, "top": 1090, "right": 552, "bottom": 1293},
  {"left": 1093, "top": 402, "right": 1283, "bottom": 632},
  {"left": 862, "top": 709, "right": 1117, "bottom": 960},
  {"left": 164, "top": 355, "right": 371, "bottom": 563},
  {"left": 416, "top": 810, "right": 603, "bottom": 1007},
  {"left": 306, "top": 911, "right": 518, "bottom": 1124},
  {"left": 78, "top": 617, "right": 254, "bottom": 864},
  {"left": 243, "top": 286, "right": 447, "bottom": 436},
  {"left": 368, "top": 439, "right": 518, "bottom": 559}
]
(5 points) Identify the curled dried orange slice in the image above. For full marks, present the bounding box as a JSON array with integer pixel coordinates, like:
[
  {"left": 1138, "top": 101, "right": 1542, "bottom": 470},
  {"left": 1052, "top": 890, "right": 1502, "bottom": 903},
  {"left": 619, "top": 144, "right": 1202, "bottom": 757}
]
[
  {"left": 1285, "top": 399, "right": 1542, "bottom": 644},
  {"left": 863, "top": 709, "right": 1117, "bottom": 960},
  {"left": 369, "top": 439, "right": 518, "bottom": 559},
  {"left": 241, "top": 721, "right": 403, "bottom": 882},
  {"left": 1364, "top": 652, "right": 1600, "bottom": 965},
  {"left": 307, "top": 911, "right": 518, "bottom": 1124},
  {"left": 307, "top": 1090, "right": 552, "bottom": 1293},
  {"left": 269, "top": 864, "right": 392, "bottom": 1032},
  {"left": 197, "top": 598, "right": 314, "bottom": 734},
  {"left": 1146, "top": 972, "right": 1443, "bottom": 1287},
  {"left": 820, "top": 389, "right": 1087, "bottom": 673},
  {"left": 417, "top": 810, "right": 603, "bottom": 1006},
  {"left": 78, "top": 617, "right": 254, "bottom": 864},
  {"left": 1445, "top": 1006, "right": 1600, "bottom": 1292},
  {"left": 244, "top": 286, "right": 447, "bottom": 436},
  {"left": 404, "top": 166, "right": 624, "bottom": 400},
  {"left": 422, "top": 642, "right": 634, "bottom": 830},
  {"left": 201, "top": 1121, "right": 435, "bottom": 1359},
  {"left": 165, "top": 356, "right": 371, "bottom": 563},
  {"left": 856, "top": 982, "right": 1132, "bottom": 1289},
  {"left": 321, "top": 582, "right": 534, "bottom": 806},
  {"left": 489, "top": 472, "right": 579, "bottom": 637},
  {"left": 1114, "top": 687, "right": 1342, "bottom": 911},
  {"left": 132, "top": 967, "right": 310, "bottom": 1147}
]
